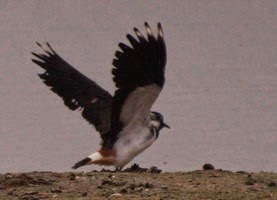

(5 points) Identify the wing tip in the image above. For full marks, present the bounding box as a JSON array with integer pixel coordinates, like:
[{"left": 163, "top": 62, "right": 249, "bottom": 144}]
[
  {"left": 144, "top": 22, "right": 153, "bottom": 36},
  {"left": 157, "top": 22, "right": 164, "bottom": 39},
  {"left": 133, "top": 27, "right": 143, "bottom": 39},
  {"left": 34, "top": 41, "right": 55, "bottom": 55},
  {"left": 135, "top": 22, "right": 164, "bottom": 41},
  {"left": 36, "top": 41, "right": 42, "bottom": 47}
]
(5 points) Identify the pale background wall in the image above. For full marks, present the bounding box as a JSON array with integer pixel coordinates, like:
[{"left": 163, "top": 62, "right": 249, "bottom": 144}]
[{"left": 0, "top": 0, "right": 276, "bottom": 172}]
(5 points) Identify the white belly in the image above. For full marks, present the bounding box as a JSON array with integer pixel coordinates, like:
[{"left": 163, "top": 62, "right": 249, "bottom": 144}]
[{"left": 113, "top": 125, "right": 156, "bottom": 168}]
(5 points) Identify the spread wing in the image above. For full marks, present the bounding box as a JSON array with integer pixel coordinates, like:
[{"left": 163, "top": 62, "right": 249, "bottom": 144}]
[
  {"left": 103, "top": 22, "right": 167, "bottom": 148},
  {"left": 32, "top": 42, "right": 112, "bottom": 137}
]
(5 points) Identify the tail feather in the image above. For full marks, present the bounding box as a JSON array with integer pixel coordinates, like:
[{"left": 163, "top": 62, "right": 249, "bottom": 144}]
[
  {"left": 72, "top": 157, "right": 92, "bottom": 169},
  {"left": 72, "top": 151, "right": 114, "bottom": 169}
]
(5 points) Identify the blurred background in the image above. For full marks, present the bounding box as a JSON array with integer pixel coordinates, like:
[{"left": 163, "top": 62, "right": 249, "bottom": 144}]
[{"left": 0, "top": 0, "right": 276, "bottom": 173}]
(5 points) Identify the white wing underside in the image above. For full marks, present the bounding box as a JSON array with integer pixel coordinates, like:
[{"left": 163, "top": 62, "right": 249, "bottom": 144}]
[
  {"left": 112, "top": 84, "right": 161, "bottom": 167},
  {"left": 120, "top": 84, "right": 161, "bottom": 128}
]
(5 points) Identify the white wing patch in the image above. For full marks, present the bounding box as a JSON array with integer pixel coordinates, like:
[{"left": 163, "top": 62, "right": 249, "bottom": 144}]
[{"left": 120, "top": 84, "right": 161, "bottom": 125}]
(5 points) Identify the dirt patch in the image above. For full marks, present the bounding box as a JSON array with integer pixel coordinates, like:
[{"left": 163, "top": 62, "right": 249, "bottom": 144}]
[{"left": 0, "top": 164, "right": 276, "bottom": 199}]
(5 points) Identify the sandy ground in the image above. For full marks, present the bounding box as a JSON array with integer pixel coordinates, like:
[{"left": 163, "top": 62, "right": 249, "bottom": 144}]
[{"left": 1, "top": 165, "right": 276, "bottom": 200}]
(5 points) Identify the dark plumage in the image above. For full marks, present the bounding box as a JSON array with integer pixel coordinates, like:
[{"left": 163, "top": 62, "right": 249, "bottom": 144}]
[
  {"left": 32, "top": 42, "right": 112, "bottom": 138},
  {"left": 32, "top": 22, "right": 169, "bottom": 170}
]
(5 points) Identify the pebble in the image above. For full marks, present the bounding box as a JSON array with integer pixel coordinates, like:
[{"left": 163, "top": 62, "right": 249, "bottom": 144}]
[
  {"left": 160, "top": 185, "right": 168, "bottom": 189},
  {"left": 203, "top": 163, "right": 215, "bottom": 170},
  {"left": 149, "top": 166, "right": 162, "bottom": 173},
  {"left": 245, "top": 179, "right": 256, "bottom": 185},
  {"left": 24, "top": 191, "right": 38, "bottom": 195},
  {"left": 110, "top": 175, "right": 116, "bottom": 179},
  {"left": 129, "top": 184, "right": 136, "bottom": 190},
  {"left": 110, "top": 193, "right": 122, "bottom": 197},
  {"left": 236, "top": 171, "right": 248, "bottom": 174},
  {"left": 144, "top": 182, "right": 153, "bottom": 188},
  {"left": 7, "top": 189, "right": 13, "bottom": 195},
  {"left": 97, "top": 185, "right": 103, "bottom": 189},
  {"left": 68, "top": 173, "right": 75, "bottom": 180},
  {"left": 120, "top": 188, "right": 128, "bottom": 194},
  {"left": 267, "top": 182, "right": 276, "bottom": 187},
  {"left": 51, "top": 188, "right": 62, "bottom": 193},
  {"left": 81, "top": 192, "right": 88, "bottom": 196},
  {"left": 136, "top": 187, "right": 143, "bottom": 192}
]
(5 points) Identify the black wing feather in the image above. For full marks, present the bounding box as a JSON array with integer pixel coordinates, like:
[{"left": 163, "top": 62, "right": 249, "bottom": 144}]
[
  {"left": 32, "top": 42, "right": 112, "bottom": 136},
  {"left": 103, "top": 22, "right": 167, "bottom": 148},
  {"left": 112, "top": 22, "right": 166, "bottom": 89}
]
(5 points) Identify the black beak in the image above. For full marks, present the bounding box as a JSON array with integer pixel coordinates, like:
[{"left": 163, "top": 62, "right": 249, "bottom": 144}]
[{"left": 162, "top": 122, "right": 171, "bottom": 129}]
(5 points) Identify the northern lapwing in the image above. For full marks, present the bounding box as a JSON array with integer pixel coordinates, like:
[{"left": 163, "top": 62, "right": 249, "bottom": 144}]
[{"left": 32, "top": 22, "right": 169, "bottom": 170}]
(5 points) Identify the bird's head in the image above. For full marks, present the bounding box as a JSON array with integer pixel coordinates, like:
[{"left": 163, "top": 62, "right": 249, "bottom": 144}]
[{"left": 150, "top": 111, "right": 170, "bottom": 131}]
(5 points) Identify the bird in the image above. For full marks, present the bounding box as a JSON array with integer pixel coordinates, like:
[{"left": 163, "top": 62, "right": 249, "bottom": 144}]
[{"left": 32, "top": 22, "right": 169, "bottom": 171}]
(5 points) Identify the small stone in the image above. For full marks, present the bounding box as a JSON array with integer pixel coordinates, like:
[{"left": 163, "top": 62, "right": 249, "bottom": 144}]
[
  {"left": 81, "top": 192, "right": 88, "bottom": 196},
  {"left": 110, "top": 193, "right": 122, "bottom": 197},
  {"left": 203, "top": 163, "right": 215, "bottom": 170},
  {"left": 101, "top": 179, "right": 112, "bottom": 185},
  {"left": 86, "top": 172, "right": 93, "bottom": 176},
  {"left": 7, "top": 189, "right": 13, "bottom": 195},
  {"left": 5, "top": 174, "right": 13, "bottom": 179},
  {"left": 236, "top": 171, "right": 247, "bottom": 174},
  {"left": 136, "top": 187, "right": 143, "bottom": 192},
  {"left": 144, "top": 182, "right": 153, "bottom": 188},
  {"left": 267, "top": 182, "right": 276, "bottom": 187},
  {"left": 97, "top": 185, "right": 103, "bottom": 189},
  {"left": 68, "top": 173, "right": 76, "bottom": 180},
  {"left": 129, "top": 184, "right": 136, "bottom": 190},
  {"left": 51, "top": 188, "right": 62, "bottom": 193},
  {"left": 120, "top": 188, "right": 128, "bottom": 194},
  {"left": 245, "top": 179, "right": 256, "bottom": 185},
  {"left": 24, "top": 190, "right": 38, "bottom": 195},
  {"left": 149, "top": 166, "right": 162, "bottom": 173},
  {"left": 160, "top": 185, "right": 168, "bottom": 189},
  {"left": 249, "top": 187, "right": 258, "bottom": 192},
  {"left": 75, "top": 175, "right": 83, "bottom": 180},
  {"left": 109, "top": 175, "right": 116, "bottom": 179}
]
